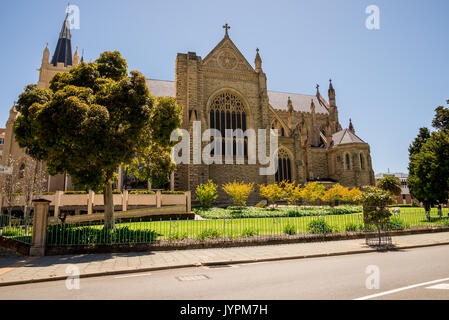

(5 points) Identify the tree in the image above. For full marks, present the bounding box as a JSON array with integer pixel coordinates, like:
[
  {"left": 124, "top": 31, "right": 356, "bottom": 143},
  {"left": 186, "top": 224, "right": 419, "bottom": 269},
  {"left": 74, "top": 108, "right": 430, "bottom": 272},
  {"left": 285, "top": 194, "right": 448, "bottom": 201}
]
[
  {"left": 222, "top": 181, "right": 254, "bottom": 206},
  {"left": 299, "top": 182, "right": 325, "bottom": 204},
  {"left": 14, "top": 51, "right": 155, "bottom": 229},
  {"left": 195, "top": 180, "right": 218, "bottom": 207},
  {"left": 408, "top": 105, "right": 449, "bottom": 218},
  {"left": 432, "top": 105, "right": 449, "bottom": 131},
  {"left": 18, "top": 158, "right": 47, "bottom": 219},
  {"left": 362, "top": 186, "right": 394, "bottom": 245},
  {"left": 408, "top": 127, "right": 430, "bottom": 157},
  {"left": 408, "top": 130, "right": 449, "bottom": 216},
  {"left": 282, "top": 181, "right": 302, "bottom": 205},
  {"left": 321, "top": 184, "right": 349, "bottom": 206},
  {"left": 259, "top": 182, "right": 285, "bottom": 208},
  {"left": 377, "top": 175, "right": 402, "bottom": 197},
  {"left": 0, "top": 158, "right": 21, "bottom": 226},
  {"left": 126, "top": 96, "right": 182, "bottom": 189},
  {"left": 343, "top": 187, "right": 363, "bottom": 204}
]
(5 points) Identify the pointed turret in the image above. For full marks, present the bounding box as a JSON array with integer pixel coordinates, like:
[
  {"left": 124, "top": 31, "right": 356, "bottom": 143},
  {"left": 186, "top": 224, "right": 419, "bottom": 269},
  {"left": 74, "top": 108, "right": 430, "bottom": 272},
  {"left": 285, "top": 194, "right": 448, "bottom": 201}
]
[
  {"left": 73, "top": 46, "right": 80, "bottom": 66},
  {"left": 51, "top": 13, "right": 73, "bottom": 67},
  {"left": 42, "top": 43, "right": 50, "bottom": 65},
  {"left": 349, "top": 118, "right": 355, "bottom": 134},
  {"left": 328, "top": 79, "right": 336, "bottom": 107},
  {"left": 255, "top": 48, "right": 262, "bottom": 73}
]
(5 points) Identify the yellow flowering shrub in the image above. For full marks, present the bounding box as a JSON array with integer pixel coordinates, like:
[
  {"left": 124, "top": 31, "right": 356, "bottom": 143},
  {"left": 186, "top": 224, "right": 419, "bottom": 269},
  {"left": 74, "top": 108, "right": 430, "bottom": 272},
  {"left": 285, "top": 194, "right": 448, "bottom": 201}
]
[{"left": 222, "top": 181, "right": 254, "bottom": 206}]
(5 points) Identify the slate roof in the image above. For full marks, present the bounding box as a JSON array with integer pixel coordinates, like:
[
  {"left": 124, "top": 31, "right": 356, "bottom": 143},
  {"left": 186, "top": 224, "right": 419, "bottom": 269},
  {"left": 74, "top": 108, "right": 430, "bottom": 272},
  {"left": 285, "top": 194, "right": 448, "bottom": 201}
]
[
  {"left": 267, "top": 91, "right": 329, "bottom": 114},
  {"left": 146, "top": 79, "right": 329, "bottom": 114},
  {"left": 51, "top": 14, "right": 72, "bottom": 67},
  {"left": 331, "top": 129, "right": 366, "bottom": 146}
]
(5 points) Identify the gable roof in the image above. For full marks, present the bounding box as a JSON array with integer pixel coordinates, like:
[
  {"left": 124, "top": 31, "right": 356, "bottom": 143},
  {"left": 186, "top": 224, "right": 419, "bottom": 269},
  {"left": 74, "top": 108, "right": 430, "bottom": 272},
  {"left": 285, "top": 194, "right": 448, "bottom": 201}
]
[
  {"left": 202, "top": 34, "right": 254, "bottom": 72},
  {"left": 331, "top": 129, "right": 366, "bottom": 146},
  {"left": 146, "top": 79, "right": 330, "bottom": 115}
]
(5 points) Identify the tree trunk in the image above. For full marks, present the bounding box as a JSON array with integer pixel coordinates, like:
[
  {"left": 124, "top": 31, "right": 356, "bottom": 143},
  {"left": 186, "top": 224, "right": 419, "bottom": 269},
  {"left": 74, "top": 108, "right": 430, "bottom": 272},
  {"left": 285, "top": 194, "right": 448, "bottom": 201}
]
[
  {"left": 7, "top": 208, "right": 12, "bottom": 228},
  {"left": 424, "top": 201, "right": 431, "bottom": 221},
  {"left": 437, "top": 204, "right": 442, "bottom": 218},
  {"left": 103, "top": 182, "right": 115, "bottom": 230}
]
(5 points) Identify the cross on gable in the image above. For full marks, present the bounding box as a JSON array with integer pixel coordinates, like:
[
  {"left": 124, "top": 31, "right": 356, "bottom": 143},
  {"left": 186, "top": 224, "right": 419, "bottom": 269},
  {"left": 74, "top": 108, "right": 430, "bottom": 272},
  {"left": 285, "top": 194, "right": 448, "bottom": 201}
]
[{"left": 223, "top": 23, "right": 230, "bottom": 36}]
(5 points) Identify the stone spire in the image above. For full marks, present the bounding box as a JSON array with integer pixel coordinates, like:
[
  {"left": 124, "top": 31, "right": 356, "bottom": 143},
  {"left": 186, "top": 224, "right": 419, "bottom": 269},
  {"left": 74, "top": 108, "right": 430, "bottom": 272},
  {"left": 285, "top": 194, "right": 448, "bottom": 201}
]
[
  {"left": 51, "top": 11, "right": 73, "bottom": 67},
  {"left": 349, "top": 118, "right": 355, "bottom": 134},
  {"left": 255, "top": 48, "right": 262, "bottom": 73},
  {"left": 73, "top": 46, "right": 80, "bottom": 66},
  {"left": 328, "top": 79, "right": 336, "bottom": 107},
  {"left": 42, "top": 43, "right": 50, "bottom": 65}
]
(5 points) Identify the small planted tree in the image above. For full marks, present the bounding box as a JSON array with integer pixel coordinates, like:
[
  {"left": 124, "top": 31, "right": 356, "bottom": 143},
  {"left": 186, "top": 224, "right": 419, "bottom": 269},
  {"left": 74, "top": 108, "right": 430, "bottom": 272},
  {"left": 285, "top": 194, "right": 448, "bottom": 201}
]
[
  {"left": 0, "top": 158, "right": 20, "bottom": 226},
  {"left": 222, "top": 181, "right": 254, "bottom": 207},
  {"left": 362, "top": 186, "right": 394, "bottom": 246},
  {"left": 299, "top": 182, "right": 325, "bottom": 205},
  {"left": 282, "top": 181, "right": 302, "bottom": 205},
  {"left": 321, "top": 184, "right": 349, "bottom": 207},
  {"left": 377, "top": 175, "right": 402, "bottom": 198},
  {"left": 259, "top": 182, "right": 285, "bottom": 208},
  {"left": 195, "top": 180, "right": 218, "bottom": 207}
]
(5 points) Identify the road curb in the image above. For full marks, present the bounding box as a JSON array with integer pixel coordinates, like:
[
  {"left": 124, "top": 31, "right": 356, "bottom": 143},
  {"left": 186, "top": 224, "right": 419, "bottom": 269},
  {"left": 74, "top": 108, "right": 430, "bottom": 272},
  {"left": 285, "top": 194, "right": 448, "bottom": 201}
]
[{"left": 1, "top": 240, "right": 449, "bottom": 287}]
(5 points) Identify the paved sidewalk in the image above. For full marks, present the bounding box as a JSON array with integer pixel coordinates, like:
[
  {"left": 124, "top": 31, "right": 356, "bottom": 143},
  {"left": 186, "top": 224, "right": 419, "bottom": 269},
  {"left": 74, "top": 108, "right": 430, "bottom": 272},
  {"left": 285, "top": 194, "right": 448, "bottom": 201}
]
[{"left": 0, "top": 232, "right": 448, "bottom": 286}]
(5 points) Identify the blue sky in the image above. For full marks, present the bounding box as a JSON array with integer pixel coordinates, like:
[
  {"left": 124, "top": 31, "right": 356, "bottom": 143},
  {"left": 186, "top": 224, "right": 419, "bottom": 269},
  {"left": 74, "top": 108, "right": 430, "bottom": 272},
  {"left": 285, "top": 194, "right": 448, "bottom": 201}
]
[{"left": 1, "top": 0, "right": 448, "bottom": 174}]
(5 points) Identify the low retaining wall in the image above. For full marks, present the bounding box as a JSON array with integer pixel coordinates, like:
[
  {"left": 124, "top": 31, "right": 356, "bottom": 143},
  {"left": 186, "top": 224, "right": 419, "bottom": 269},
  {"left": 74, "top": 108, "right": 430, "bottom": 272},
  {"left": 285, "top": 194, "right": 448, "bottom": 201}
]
[
  {"left": 43, "top": 226, "right": 449, "bottom": 256},
  {"left": 0, "top": 237, "right": 30, "bottom": 256}
]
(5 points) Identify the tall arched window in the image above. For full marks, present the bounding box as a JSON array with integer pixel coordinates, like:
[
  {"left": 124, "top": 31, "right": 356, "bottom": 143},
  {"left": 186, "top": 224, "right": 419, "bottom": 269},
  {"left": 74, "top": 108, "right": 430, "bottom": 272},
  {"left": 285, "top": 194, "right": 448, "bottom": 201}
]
[
  {"left": 209, "top": 92, "right": 247, "bottom": 157},
  {"left": 275, "top": 149, "right": 292, "bottom": 182},
  {"left": 360, "top": 153, "right": 365, "bottom": 170},
  {"left": 345, "top": 153, "right": 351, "bottom": 170}
]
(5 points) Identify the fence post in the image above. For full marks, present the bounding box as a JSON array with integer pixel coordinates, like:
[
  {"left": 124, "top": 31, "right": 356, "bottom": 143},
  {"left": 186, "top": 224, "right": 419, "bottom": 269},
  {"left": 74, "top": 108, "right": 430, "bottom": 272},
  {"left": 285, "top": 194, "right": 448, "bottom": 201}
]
[
  {"left": 30, "top": 199, "right": 51, "bottom": 256},
  {"left": 88, "top": 190, "right": 94, "bottom": 215},
  {"left": 122, "top": 190, "right": 128, "bottom": 212},
  {"left": 156, "top": 190, "right": 162, "bottom": 208},
  {"left": 54, "top": 191, "right": 62, "bottom": 217},
  {"left": 185, "top": 191, "right": 191, "bottom": 213}
]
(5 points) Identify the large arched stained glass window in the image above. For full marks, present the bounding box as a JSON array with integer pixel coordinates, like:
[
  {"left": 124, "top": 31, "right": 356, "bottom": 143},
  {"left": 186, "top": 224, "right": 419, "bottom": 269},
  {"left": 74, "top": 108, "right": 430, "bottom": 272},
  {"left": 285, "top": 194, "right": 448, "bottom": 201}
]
[
  {"left": 275, "top": 149, "right": 292, "bottom": 183},
  {"left": 209, "top": 92, "right": 247, "bottom": 157}
]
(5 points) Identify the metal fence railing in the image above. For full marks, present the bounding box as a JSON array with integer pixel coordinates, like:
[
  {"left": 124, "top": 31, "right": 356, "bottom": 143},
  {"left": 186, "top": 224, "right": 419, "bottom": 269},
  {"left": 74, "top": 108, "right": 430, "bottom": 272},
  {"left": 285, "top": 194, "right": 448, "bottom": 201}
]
[
  {"left": 0, "top": 214, "right": 33, "bottom": 245},
  {"left": 44, "top": 207, "right": 449, "bottom": 247}
]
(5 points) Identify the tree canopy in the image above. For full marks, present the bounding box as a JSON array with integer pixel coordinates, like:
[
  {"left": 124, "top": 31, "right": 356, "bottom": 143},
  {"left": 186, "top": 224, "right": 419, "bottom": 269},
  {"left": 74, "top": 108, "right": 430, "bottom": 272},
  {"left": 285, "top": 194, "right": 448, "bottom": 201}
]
[
  {"left": 377, "top": 175, "right": 402, "bottom": 197},
  {"left": 408, "top": 105, "right": 449, "bottom": 213},
  {"left": 14, "top": 51, "right": 181, "bottom": 228}
]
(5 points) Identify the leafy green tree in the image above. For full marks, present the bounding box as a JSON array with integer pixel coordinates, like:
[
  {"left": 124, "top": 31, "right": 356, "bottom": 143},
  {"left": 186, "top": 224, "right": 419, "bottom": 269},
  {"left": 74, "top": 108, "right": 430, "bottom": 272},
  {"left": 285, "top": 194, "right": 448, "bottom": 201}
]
[
  {"left": 377, "top": 175, "right": 402, "bottom": 197},
  {"left": 14, "top": 51, "right": 154, "bottom": 229},
  {"left": 362, "top": 186, "right": 394, "bottom": 245},
  {"left": 408, "top": 130, "right": 449, "bottom": 216},
  {"left": 408, "top": 127, "right": 430, "bottom": 157},
  {"left": 408, "top": 105, "right": 449, "bottom": 218},
  {"left": 127, "top": 96, "right": 182, "bottom": 189},
  {"left": 432, "top": 105, "right": 449, "bottom": 131}
]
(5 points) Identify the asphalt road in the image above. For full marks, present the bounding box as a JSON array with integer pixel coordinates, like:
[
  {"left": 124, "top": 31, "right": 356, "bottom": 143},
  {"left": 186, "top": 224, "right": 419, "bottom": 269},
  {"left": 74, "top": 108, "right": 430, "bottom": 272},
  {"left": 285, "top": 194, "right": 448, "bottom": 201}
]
[{"left": 1, "top": 245, "right": 449, "bottom": 300}]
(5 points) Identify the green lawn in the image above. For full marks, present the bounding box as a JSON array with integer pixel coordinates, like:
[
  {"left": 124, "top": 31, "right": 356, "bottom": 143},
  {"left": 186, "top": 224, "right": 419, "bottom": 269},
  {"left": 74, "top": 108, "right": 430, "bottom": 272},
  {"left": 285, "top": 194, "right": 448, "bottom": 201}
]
[{"left": 43, "top": 207, "right": 449, "bottom": 246}]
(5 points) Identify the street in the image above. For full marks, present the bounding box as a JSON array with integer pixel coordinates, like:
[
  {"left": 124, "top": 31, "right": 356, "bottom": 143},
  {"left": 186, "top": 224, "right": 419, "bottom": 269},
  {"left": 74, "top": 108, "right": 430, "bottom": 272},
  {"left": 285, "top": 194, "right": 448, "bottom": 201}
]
[{"left": 0, "top": 245, "right": 448, "bottom": 300}]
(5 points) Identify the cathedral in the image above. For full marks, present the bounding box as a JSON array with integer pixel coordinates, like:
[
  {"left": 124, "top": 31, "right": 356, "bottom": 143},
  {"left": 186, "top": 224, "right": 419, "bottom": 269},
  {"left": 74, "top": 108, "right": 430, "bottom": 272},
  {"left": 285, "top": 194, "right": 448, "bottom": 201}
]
[{"left": 2, "top": 15, "right": 375, "bottom": 201}]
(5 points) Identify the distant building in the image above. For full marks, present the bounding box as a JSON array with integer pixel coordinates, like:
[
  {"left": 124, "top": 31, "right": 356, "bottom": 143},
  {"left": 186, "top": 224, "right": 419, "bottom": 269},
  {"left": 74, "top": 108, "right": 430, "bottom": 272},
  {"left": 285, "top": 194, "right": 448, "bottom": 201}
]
[{"left": 375, "top": 172, "right": 413, "bottom": 205}]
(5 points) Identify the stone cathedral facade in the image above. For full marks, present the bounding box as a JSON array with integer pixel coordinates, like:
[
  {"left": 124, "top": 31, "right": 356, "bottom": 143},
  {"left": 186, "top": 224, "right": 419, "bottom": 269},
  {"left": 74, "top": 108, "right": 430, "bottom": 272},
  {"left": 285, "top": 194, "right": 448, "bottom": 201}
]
[{"left": 3, "top": 17, "right": 375, "bottom": 200}]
